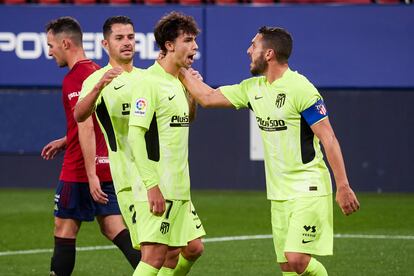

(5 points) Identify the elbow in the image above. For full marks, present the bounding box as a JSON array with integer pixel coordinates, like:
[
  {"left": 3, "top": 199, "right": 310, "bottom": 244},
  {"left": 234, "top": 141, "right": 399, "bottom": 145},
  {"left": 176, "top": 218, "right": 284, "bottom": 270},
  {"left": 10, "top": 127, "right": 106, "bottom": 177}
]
[{"left": 74, "top": 105, "right": 86, "bottom": 123}]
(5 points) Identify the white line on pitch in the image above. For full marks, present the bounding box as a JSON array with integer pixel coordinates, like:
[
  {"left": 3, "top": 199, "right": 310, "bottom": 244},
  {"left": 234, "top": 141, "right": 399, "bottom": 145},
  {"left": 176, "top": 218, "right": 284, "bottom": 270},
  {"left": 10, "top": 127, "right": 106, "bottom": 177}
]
[{"left": 1, "top": 233, "right": 413, "bottom": 257}]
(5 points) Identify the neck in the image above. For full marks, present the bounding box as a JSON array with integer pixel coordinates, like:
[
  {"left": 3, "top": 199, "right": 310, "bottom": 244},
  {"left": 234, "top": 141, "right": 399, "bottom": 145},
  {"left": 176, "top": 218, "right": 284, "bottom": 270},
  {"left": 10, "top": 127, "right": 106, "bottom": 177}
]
[
  {"left": 109, "top": 59, "right": 133, "bottom": 72},
  {"left": 157, "top": 55, "right": 179, "bottom": 78},
  {"left": 67, "top": 49, "right": 87, "bottom": 69},
  {"left": 265, "top": 62, "right": 289, "bottom": 84}
]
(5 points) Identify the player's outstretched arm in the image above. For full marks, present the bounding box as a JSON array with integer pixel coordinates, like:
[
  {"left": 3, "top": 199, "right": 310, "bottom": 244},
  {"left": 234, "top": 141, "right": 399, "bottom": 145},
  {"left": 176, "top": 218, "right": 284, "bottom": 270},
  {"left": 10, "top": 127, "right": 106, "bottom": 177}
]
[
  {"left": 179, "top": 68, "right": 233, "bottom": 108},
  {"left": 311, "top": 118, "right": 360, "bottom": 216},
  {"left": 41, "top": 136, "right": 67, "bottom": 160},
  {"left": 74, "top": 67, "right": 123, "bottom": 122}
]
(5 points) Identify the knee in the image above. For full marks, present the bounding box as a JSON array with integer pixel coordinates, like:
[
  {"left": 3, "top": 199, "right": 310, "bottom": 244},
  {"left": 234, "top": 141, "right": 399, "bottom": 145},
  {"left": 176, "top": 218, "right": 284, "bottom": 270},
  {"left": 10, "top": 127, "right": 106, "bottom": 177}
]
[
  {"left": 142, "top": 254, "right": 166, "bottom": 269},
  {"left": 54, "top": 219, "right": 79, "bottom": 238},
  {"left": 285, "top": 253, "right": 310, "bottom": 274},
  {"left": 182, "top": 240, "right": 204, "bottom": 260}
]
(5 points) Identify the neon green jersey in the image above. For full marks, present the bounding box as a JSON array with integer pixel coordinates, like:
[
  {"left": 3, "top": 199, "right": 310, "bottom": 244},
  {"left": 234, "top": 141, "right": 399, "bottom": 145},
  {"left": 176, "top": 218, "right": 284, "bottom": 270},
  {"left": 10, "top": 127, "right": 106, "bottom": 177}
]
[
  {"left": 221, "top": 68, "right": 332, "bottom": 200},
  {"left": 129, "top": 62, "right": 191, "bottom": 201},
  {"left": 79, "top": 64, "right": 144, "bottom": 194}
]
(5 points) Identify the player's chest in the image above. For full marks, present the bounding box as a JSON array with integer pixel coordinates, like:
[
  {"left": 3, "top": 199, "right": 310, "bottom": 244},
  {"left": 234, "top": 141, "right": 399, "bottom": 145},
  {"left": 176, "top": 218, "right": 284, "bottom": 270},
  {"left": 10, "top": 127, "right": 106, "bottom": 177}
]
[
  {"left": 249, "top": 86, "right": 296, "bottom": 119},
  {"left": 102, "top": 78, "right": 134, "bottom": 117},
  {"left": 157, "top": 81, "right": 189, "bottom": 116}
]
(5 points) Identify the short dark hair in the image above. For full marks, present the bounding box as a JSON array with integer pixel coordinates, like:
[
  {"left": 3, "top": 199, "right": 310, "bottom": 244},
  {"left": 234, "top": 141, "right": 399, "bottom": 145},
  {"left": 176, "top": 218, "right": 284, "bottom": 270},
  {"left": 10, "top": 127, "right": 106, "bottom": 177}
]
[
  {"left": 103, "top": 16, "right": 134, "bottom": 39},
  {"left": 45, "top": 16, "right": 83, "bottom": 46},
  {"left": 258, "top": 26, "right": 292, "bottom": 64},
  {"left": 154, "top": 11, "right": 200, "bottom": 52}
]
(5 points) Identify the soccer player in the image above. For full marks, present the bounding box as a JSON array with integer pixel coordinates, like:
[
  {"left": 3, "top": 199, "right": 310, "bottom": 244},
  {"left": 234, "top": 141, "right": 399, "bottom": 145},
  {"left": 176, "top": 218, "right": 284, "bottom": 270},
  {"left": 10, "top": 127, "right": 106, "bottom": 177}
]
[
  {"left": 41, "top": 17, "right": 141, "bottom": 275},
  {"left": 179, "top": 26, "right": 360, "bottom": 275},
  {"left": 127, "top": 11, "right": 205, "bottom": 276}
]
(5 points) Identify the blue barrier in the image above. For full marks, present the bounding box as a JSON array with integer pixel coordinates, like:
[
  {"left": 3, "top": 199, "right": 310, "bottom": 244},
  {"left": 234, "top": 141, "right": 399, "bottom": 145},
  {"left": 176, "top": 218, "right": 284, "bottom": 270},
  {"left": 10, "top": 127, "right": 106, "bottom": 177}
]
[{"left": 0, "top": 5, "right": 413, "bottom": 87}]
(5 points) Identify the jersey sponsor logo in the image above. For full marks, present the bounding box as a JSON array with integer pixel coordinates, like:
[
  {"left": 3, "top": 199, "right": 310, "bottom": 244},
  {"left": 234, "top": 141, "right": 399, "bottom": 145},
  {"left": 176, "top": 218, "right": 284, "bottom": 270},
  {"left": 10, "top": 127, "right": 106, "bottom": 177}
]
[
  {"left": 254, "top": 95, "right": 263, "bottom": 100},
  {"left": 275, "top": 93, "right": 286, "bottom": 108},
  {"left": 196, "top": 224, "right": 202, "bottom": 229},
  {"left": 122, "top": 103, "right": 130, "bottom": 115},
  {"left": 160, "top": 222, "right": 170, "bottom": 234},
  {"left": 114, "top": 84, "right": 125, "bottom": 90},
  {"left": 302, "top": 225, "right": 317, "bottom": 243},
  {"left": 168, "top": 94, "right": 176, "bottom": 101},
  {"left": 67, "top": 91, "right": 80, "bottom": 101},
  {"left": 256, "top": 117, "right": 287, "bottom": 132},
  {"left": 170, "top": 113, "right": 189, "bottom": 127},
  {"left": 134, "top": 98, "right": 147, "bottom": 116}
]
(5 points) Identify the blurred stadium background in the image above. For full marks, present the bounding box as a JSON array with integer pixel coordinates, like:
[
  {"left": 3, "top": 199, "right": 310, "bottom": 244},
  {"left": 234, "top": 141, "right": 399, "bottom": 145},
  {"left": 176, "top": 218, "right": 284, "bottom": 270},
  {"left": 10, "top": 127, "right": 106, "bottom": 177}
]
[{"left": 0, "top": 1, "right": 413, "bottom": 275}]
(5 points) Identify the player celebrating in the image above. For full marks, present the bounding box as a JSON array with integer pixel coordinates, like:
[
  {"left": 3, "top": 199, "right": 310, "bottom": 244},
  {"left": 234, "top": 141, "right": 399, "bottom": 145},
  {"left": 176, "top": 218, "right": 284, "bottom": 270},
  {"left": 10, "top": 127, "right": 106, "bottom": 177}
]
[
  {"left": 179, "top": 26, "right": 360, "bottom": 275},
  {"left": 42, "top": 16, "right": 140, "bottom": 276},
  {"left": 128, "top": 11, "right": 205, "bottom": 276}
]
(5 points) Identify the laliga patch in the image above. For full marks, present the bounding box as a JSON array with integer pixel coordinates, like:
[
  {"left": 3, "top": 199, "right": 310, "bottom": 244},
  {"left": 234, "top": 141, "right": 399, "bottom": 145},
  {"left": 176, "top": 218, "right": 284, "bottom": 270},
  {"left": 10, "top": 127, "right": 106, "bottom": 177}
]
[{"left": 134, "top": 98, "right": 147, "bottom": 116}]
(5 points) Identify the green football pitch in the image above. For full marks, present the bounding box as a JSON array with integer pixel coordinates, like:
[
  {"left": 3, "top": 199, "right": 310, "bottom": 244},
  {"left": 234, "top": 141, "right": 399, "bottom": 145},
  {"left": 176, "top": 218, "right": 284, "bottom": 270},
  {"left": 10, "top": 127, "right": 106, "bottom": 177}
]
[{"left": 0, "top": 189, "right": 413, "bottom": 275}]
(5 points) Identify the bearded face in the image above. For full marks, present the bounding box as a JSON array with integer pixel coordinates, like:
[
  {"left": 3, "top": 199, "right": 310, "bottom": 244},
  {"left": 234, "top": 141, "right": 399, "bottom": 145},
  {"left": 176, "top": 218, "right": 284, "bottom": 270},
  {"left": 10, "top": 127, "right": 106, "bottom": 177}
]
[{"left": 250, "top": 51, "right": 268, "bottom": 76}]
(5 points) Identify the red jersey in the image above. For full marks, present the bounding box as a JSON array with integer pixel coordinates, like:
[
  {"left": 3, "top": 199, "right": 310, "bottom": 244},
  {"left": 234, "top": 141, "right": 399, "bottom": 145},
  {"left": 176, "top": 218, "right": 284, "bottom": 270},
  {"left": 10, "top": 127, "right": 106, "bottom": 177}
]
[{"left": 59, "top": 59, "right": 112, "bottom": 182}]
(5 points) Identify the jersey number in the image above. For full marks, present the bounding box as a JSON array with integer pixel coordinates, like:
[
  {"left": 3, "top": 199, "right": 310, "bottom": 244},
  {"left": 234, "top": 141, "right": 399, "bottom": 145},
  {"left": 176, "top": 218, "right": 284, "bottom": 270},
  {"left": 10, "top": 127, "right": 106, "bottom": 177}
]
[{"left": 129, "top": 204, "right": 136, "bottom": 224}]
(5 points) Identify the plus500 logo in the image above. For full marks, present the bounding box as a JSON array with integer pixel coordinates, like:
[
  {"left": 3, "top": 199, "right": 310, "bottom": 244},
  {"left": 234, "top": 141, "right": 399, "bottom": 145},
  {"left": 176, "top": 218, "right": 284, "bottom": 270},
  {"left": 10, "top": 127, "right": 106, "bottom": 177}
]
[{"left": 0, "top": 32, "right": 160, "bottom": 60}]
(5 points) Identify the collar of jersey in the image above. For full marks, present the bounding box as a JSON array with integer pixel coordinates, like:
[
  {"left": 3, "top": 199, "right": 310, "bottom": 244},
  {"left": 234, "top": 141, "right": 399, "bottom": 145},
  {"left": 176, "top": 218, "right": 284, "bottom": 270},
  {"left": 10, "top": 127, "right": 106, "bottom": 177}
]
[
  {"left": 149, "top": 61, "right": 179, "bottom": 82},
  {"left": 265, "top": 67, "right": 292, "bottom": 87}
]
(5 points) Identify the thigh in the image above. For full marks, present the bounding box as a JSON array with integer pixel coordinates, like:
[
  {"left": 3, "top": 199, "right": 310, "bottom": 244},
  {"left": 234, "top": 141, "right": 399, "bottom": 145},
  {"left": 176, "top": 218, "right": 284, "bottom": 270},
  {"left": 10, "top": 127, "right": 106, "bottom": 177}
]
[
  {"left": 172, "top": 201, "right": 206, "bottom": 246},
  {"left": 271, "top": 199, "right": 291, "bottom": 263},
  {"left": 54, "top": 181, "right": 95, "bottom": 222},
  {"left": 94, "top": 181, "right": 122, "bottom": 216},
  {"left": 135, "top": 200, "right": 184, "bottom": 247},
  {"left": 116, "top": 189, "right": 140, "bottom": 249},
  {"left": 284, "top": 194, "right": 333, "bottom": 257}
]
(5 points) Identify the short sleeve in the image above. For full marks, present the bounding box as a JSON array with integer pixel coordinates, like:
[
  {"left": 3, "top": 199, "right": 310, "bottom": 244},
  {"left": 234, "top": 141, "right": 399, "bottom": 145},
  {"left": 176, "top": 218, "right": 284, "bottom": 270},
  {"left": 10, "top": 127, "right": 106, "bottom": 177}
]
[
  {"left": 79, "top": 73, "right": 102, "bottom": 106},
  {"left": 219, "top": 80, "right": 250, "bottom": 110}
]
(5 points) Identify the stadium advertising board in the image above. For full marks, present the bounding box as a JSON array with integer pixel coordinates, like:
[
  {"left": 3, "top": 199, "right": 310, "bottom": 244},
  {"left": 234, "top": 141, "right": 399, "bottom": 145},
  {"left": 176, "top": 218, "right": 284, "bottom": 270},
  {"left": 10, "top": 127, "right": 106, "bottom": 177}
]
[
  {"left": 0, "top": 6, "right": 203, "bottom": 86},
  {"left": 1, "top": 6, "right": 414, "bottom": 87}
]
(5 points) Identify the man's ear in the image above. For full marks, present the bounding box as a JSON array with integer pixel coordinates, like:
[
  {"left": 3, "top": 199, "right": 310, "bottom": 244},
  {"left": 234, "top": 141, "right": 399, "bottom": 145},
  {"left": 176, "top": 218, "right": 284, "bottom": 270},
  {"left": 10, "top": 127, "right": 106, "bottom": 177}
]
[
  {"left": 165, "top": 40, "right": 175, "bottom": 52},
  {"left": 265, "top": 49, "right": 275, "bottom": 62},
  {"left": 101, "top": 39, "right": 109, "bottom": 51},
  {"left": 62, "top": 38, "right": 70, "bottom": 50}
]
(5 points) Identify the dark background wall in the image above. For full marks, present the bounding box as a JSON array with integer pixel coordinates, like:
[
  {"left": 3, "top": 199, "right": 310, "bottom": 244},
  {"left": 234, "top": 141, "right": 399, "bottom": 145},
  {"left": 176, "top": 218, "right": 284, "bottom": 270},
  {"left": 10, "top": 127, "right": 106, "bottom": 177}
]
[{"left": 0, "top": 5, "right": 413, "bottom": 191}]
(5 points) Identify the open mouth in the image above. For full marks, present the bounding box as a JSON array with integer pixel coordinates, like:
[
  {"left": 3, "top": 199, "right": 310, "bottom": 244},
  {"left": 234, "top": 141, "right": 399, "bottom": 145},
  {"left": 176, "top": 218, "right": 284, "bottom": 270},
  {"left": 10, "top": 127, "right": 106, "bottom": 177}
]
[{"left": 187, "top": 54, "right": 195, "bottom": 64}]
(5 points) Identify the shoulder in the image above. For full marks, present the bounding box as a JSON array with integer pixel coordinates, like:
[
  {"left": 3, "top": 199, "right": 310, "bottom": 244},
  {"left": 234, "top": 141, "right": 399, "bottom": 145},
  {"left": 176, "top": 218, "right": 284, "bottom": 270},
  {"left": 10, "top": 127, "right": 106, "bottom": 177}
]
[
  {"left": 287, "top": 70, "right": 316, "bottom": 90},
  {"left": 84, "top": 66, "right": 109, "bottom": 83}
]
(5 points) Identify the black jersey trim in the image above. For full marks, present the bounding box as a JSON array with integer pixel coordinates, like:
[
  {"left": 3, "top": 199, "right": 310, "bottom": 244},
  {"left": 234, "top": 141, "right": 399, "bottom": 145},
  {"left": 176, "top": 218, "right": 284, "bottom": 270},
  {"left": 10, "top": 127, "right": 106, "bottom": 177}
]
[
  {"left": 96, "top": 98, "right": 117, "bottom": 152},
  {"left": 300, "top": 115, "right": 315, "bottom": 164},
  {"left": 145, "top": 113, "right": 160, "bottom": 162}
]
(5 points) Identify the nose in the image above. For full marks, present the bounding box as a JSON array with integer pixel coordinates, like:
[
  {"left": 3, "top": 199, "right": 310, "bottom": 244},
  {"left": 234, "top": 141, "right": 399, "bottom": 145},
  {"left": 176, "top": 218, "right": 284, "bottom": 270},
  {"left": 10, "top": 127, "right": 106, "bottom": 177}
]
[
  {"left": 247, "top": 46, "right": 252, "bottom": 56},
  {"left": 193, "top": 41, "right": 198, "bottom": 51}
]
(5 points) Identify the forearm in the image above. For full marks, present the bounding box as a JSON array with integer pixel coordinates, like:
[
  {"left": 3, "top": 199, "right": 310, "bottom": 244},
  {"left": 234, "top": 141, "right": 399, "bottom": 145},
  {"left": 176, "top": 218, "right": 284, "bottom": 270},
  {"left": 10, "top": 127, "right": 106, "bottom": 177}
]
[
  {"left": 128, "top": 126, "right": 159, "bottom": 190},
  {"left": 186, "top": 91, "right": 197, "bottom": 123},
  {"left": 58, "top": 136, "right": 67, "bottom": 149},
  {"left": 180, "top": 69, "right": 231, "bottom": 108},
  {"left": 322, "top": 135, "right": 350, "bottom": 189},
  {"left": 78, "top": 119, "right": 97, "bottom": 179},
  {"left": 74, "top": 85, "right": 102, "bottom": 122}
]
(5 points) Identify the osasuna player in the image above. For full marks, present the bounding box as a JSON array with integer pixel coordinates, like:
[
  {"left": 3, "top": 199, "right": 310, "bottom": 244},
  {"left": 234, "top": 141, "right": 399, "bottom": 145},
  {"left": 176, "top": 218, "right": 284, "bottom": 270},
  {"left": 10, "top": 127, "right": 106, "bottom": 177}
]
[
  {"left": 127, "top": 12, "right": 205, "bottom": 276},
  {"left": 41, "top": 16, "right": 140, "bottom": 276},
  {"left": 179, "top": 27, "right": 360, "bottom": 276}
]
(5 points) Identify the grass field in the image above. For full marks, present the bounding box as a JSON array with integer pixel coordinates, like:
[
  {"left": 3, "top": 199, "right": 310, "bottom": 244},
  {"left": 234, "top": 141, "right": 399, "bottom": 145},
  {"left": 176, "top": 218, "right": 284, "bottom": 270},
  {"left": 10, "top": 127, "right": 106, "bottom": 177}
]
[{"left": 0, "top": 189, "right": 413, "bottom": 275}]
